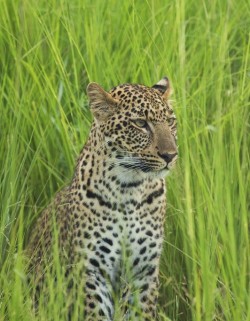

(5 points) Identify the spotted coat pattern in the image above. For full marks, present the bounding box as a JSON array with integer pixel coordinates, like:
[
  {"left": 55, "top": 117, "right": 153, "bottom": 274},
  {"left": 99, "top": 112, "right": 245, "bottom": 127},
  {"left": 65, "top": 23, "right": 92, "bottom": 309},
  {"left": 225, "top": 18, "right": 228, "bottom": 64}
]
[{"left": 26, "top": 77, "right": 178, "bottom": 321}]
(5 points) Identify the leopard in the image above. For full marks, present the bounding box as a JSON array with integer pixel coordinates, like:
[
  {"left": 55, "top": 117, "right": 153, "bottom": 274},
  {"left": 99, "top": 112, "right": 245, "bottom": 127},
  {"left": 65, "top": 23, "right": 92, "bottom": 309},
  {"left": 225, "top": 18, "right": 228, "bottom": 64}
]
[{"left": 26, "top": 77, "right": 178, "bottom": 321}]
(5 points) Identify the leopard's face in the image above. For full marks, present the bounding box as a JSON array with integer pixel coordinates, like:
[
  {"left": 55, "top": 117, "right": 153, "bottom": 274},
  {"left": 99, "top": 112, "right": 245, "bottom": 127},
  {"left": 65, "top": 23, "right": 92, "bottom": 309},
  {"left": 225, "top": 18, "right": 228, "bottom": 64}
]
[{"left": 87, "top": 78, "right": 178, "bottom": 179}]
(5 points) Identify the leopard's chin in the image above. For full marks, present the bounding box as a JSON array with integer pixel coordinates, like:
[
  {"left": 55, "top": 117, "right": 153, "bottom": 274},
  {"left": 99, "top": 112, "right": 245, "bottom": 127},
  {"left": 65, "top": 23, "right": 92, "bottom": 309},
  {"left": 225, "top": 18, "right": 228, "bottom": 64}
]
[
  {"left": 113, "top": 164, "right": 170, "bottom": 185},
  {"left": 148, "top": 167, "right": 171, "bottom": 179}
]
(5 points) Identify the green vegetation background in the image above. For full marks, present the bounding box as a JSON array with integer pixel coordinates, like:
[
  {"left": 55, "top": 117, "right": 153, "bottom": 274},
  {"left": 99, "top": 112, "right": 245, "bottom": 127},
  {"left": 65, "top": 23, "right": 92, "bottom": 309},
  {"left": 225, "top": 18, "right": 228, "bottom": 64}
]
[{"left": 0, "top": 0, "right": 249, "bottom": 320}]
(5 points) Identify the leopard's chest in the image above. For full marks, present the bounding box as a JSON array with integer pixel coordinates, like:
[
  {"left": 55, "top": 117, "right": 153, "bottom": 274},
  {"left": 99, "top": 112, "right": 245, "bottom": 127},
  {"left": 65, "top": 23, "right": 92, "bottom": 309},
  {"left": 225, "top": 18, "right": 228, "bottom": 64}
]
[{"left": 70, "top": 177, "right": 166, "bottom": 284}]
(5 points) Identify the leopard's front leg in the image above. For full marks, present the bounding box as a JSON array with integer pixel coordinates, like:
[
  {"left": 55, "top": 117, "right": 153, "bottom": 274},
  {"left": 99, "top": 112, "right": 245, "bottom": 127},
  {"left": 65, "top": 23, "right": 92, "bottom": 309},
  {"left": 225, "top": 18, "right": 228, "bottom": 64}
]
[
  {"left": 82, "top": 270, "right": 114, "bottom": 321},
  {"left": 121, "top": 264, "right": 160, "bottom": 321}
]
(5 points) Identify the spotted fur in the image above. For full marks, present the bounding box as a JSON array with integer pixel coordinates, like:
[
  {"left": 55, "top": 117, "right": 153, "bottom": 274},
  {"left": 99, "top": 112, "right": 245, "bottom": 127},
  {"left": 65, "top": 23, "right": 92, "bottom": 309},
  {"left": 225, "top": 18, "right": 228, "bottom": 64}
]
[{"left": 26, "top": 77, "right": 178, "bottom": 321}]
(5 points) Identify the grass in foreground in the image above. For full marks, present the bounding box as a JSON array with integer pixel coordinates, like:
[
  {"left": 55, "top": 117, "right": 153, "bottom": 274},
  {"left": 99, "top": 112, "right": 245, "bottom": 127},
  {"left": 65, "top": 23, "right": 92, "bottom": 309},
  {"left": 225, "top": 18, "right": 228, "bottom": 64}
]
[{"left": 0, "top": 0, "right": 249, "bottom": 320}]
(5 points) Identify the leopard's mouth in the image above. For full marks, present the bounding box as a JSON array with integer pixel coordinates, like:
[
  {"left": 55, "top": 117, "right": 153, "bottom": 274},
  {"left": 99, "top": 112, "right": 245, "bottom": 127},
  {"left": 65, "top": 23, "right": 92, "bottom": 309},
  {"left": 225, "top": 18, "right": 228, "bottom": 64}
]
[
  {"left": 118, "top": 158, "right": 169, "bottom": 173},
  {"left": 114, "top": 151, "right": 177, "bottom": 174}
]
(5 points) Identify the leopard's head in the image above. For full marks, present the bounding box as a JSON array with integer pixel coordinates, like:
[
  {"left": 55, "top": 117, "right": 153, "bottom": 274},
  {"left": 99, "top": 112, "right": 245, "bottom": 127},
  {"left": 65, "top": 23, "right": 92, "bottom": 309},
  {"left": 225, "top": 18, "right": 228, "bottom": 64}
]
[{"left": 87, "top": 78, "right": 178, "bottom": 180}]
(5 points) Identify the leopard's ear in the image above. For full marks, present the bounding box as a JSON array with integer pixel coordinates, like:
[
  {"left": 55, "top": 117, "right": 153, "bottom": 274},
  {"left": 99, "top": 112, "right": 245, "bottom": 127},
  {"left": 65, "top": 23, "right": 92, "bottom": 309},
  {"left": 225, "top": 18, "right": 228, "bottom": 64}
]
[
  {"left": 152, "top": 77, "right": 171, "bottom": 100},
  {"left": 87, "top": 83, "right": 119, "bottom": 122}
]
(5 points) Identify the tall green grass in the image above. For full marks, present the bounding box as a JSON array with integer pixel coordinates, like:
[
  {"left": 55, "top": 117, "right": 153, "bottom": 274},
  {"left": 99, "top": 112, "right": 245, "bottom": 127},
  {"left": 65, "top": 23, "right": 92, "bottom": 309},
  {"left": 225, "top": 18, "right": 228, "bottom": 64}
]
[{"left": 0, "top": 0, "right": 249, "bottom": 320}]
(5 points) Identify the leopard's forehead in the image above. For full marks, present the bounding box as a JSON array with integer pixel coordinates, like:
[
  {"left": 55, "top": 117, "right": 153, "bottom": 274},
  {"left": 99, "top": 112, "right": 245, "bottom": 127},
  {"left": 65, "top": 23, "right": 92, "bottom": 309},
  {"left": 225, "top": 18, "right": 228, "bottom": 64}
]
[{"left": 109, "top": 83, "right": 172, "bottom": 120}]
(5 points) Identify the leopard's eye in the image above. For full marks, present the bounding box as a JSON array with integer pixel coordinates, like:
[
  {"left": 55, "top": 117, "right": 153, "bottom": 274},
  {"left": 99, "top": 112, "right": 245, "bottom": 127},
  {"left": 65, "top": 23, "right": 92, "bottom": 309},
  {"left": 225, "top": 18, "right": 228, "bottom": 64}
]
[
  {"left": 132, "top": 119, "right": 148, "bottom": 128},
  {"left": 167, "top": 117, "right": 175, "bottom": 126}
]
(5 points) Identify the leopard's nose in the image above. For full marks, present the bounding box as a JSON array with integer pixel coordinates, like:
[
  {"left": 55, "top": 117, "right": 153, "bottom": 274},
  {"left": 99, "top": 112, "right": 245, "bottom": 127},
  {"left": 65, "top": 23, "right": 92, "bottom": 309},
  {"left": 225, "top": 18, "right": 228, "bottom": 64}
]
[{"left": 158, "top": 152, "right": 177, "bottom": 164}]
